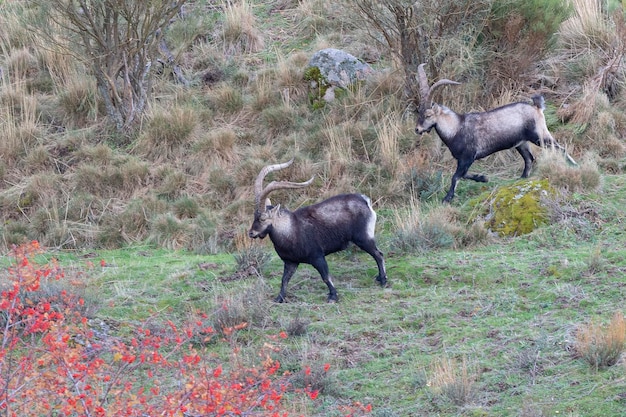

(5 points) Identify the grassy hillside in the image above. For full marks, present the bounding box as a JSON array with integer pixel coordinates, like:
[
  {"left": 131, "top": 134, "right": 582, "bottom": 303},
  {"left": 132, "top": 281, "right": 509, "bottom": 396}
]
[
  {"left": 1, "top": 0, "right": 623, "bottom": 252},
  {"left": 1, "top": 0, "right": 626, "bottom": 415},
  {"left": 40, "top": 172, "right": 626, "bottom": 416}
]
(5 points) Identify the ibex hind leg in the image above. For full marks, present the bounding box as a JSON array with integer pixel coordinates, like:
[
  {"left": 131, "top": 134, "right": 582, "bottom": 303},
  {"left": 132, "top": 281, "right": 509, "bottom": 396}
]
[
  {"left": 353, "top": 238, "right": 387, "bottom": 287},
  {"left": 310, "top": 257, "right": 338, "bottom": 303},
  {"left": 516, "top": 143, "right": 535, "bottom": 178}
]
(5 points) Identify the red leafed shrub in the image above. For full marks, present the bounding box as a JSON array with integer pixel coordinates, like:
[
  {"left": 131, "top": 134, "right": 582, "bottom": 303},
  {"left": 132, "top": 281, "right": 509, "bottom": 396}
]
[{"left": 0, "top": 241, "right": 320, "bottom": 416}]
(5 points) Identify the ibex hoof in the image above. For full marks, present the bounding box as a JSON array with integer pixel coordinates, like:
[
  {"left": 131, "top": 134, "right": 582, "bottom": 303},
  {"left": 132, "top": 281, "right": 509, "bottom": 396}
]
[
  {"left": 327, "top": 295, "right": 338, "bottom": 303},
  {"left": 274, "top": 295, "right": 286, "bottom": 303}
]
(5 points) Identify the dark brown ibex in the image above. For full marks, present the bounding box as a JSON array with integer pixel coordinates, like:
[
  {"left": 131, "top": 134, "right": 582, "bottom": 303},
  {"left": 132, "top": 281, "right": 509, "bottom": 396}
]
[
  {"left": 248, "top": 159, "right": 387, "bottom": 303},
  {"left": 414, "top": 63, "right": 577, "bottom": 203}
]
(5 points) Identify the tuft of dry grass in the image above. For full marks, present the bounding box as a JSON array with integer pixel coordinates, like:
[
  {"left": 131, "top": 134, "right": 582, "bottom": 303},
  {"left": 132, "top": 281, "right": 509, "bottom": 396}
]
[
  {"left": 4, "top": 47, "right": 39, "bottom": 82},
  {"left": 73, "top": 158, "right": 149, "bottom": 199},
  {"left": 222, "top": 0, "right": 264, "bottom": 54},
  {"left": 0, "top": 86, "right": 42, "bottom": 164},
  {"left": 535, "top": 151, "right": 601, "bottom": 192},
  {"left": 206, "top": 83, "right": 245, "bottom": 114},
  {"left": 57, "top": 75, "right": 99, "bottom": 128},
  {"left": 574, "top": 311, "right": 626, "bottom": 370},
  {"left": 275, "top": 51, "right": 309, "bottom": 100},
  {"left": 148, "top": 213, "right": 192, "bottom": 250},
  {"left": 24, "top": 145, "right": 53, "bottom": 173},
  {"left": 212, "top": 279, "right": 270, "bottom": 334},
  {"left": 260, "top": 105, "right": 297, "bottom": 137},
  {"left": 428, "top": 356, "right": 479, "bottom": 406},
  {"left": 323, "top": 118, "right": 353, "bottom": 169},
  {"left": 98, "top": 197, "right": 167, "bottom": 248},
  {"left": 375, "top": 112, "right": 401, "bottom": 175},
  {"left": 135, "top": 106, "right": 198, "bottom": 161},
  {"left": 156, "top": 170, "right": 187, "bottom": 201},
  {"left": 250, "top": 72, "right": 281, "bottom": 111},
  {"left": 559, "top": 0, "right": 611, "bottom": 49},
  {"left": 187, "top": 130, "right": 239, "bottom": 177},
  {"left": 390, "top": 199, "right": 482, "bottom": 253}
]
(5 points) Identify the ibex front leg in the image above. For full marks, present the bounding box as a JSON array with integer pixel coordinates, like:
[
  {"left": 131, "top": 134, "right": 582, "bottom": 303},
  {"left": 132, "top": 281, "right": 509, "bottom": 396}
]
[
  {"left": 444, "top": 159, "right": 487, "bottom": 203},
  {"left": 276, "top": 261, "right": 299, "bottom": 303}
]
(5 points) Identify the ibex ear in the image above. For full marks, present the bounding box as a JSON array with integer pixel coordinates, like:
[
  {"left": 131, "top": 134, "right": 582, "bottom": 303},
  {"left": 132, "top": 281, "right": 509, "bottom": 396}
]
[
  {"left": 264, "top": 198, "right": 272, "bottom": 211},
  {"left": 268, "top": 204, "right": 281, "bottom": 217}
]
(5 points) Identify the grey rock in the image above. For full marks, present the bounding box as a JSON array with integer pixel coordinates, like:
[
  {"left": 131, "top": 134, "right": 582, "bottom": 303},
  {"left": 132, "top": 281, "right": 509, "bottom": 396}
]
[{"left": 308, "top": 48, "right": 375, "bottom": 89}]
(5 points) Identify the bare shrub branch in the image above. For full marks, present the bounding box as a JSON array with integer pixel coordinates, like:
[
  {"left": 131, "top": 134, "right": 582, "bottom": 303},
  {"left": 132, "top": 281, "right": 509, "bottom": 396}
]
[{"left": 31, "top": 0, "right": 186, "bottom": 133}]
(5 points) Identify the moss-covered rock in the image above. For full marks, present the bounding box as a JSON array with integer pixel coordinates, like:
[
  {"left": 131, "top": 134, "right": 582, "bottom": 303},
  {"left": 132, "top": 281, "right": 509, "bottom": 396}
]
[{"left": 472, "top": 179, "right": 555, "bottom": 237}]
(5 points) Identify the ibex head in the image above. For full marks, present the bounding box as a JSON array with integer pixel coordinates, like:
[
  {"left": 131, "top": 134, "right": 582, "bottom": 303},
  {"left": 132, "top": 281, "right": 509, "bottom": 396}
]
[
  {"left": 415, "top": 63, "right": 460, "bottom": 134},
  {"left": 248, "top": 159, "right": 314, "bottom": 239}
]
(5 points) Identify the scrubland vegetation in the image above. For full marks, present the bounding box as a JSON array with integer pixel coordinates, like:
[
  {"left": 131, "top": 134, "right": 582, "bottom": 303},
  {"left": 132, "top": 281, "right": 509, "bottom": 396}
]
[{"left": 1, "top": 0, "right": 626, "bottom": 415}]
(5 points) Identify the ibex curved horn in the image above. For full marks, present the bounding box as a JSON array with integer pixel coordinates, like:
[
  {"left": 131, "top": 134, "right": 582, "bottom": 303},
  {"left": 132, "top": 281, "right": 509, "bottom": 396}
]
[
  {"left": 254, "top": 159, "right": 315, "bottom": 211},
  {"left": 417, "top": 63, "right": 461, "bottom": 107}
]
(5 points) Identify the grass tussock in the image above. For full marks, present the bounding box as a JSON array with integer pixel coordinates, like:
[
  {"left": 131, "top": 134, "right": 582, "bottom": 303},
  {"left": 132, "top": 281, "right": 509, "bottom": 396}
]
[
  {"left": 232, "top": 230, "right": 272, "bottom": 275},
  {"left": 57, "top": 75, "right": 99, "bottom": 128},
  {"left": 135, "top": 106, "right": 198, "bottom": 161},
  {"left": 574, "top": 312, "right": 626, "bottom": 370},
  {"left": 206, "top": 83, "right": 245, "bottom": 115},
  {"left": 535, "top": 151, "right": 601, "bottom": 192},
  {"left": 390, "top": 199, "right": 488, "bottom": 253},
  {"left": 148, "top": 213, "right": 192, "bottom": 250},
  {"left": 212, "top": 280, "right": 270, "bottom": 334},
  {"left": 0, "top": 88, "right": 41, "bottom": 163},
  {"left": 428, "top": 356, "right": 479, "bottom": 407},
  {"left": 222, "top": 0, "right": 264, "bottom": 54}
]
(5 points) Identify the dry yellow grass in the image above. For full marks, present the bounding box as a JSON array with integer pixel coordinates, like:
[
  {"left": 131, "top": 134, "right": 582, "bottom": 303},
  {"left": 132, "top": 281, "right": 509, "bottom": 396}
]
[
  {"left": 428, "top": 356, "right": 479, "bottom": 406},
  {"left": 222, "top": 0, "right": 265, "bottom": 54},
  {"left": 575, "top": 311, "right": 626, "bottom": 370}
]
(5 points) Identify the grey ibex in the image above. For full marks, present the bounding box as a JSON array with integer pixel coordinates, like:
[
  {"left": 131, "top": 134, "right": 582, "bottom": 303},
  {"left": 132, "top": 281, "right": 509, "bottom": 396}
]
[
  {"left": 248, "top": 159, "right": 387, "bottom": 302},
  {"left": 414, "top": 63, "right": 577, "bottom": 202}
]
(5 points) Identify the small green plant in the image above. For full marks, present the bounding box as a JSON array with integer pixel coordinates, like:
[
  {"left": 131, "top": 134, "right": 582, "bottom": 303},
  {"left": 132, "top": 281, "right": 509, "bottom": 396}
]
[
  {"left": 233, "top": 245, "right": 271, "bottom": 273},
  {"left": 404, "top": 168, "right": 446, "bottom": 201},
  {"left": 304, "top": 65, "right": 330, "bottom": 109},
  {"left": 575, "top": 312, "right": 626, "bottom": 370},
  {"left": 286, "top": 312, "right": 310, "bottom": 336}
]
